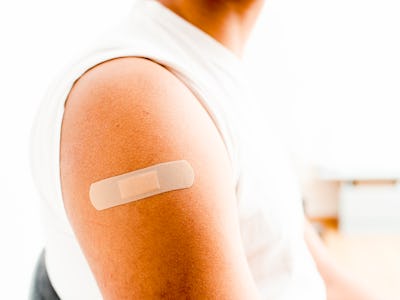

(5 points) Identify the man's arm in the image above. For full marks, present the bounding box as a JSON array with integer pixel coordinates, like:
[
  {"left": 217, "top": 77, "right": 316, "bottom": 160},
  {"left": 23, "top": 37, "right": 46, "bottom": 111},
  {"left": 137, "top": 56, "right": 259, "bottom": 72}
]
[
  {"left": 304, "top": 220, "right": 381, "bottom": 300},
  {"left": 60, "top": 57, "right": 259, "bottom": 299}
]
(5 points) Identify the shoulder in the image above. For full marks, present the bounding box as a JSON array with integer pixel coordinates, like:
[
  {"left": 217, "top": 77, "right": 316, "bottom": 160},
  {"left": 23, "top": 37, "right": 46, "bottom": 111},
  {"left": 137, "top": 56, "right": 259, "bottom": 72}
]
[
  {"left": 59, "top": 56, "right": 257, "bottom": 298},
  {"left": 62, "top": 56, "right": 233, "bottom": 185}
]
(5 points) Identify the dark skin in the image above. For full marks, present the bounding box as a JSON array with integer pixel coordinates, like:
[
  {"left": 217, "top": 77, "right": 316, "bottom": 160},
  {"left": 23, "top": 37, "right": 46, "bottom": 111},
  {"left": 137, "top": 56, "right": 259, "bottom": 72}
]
[
  {"left": 60, "top": 0, "right": 379, "bottom": 298},
  {"left": 61, "top": 57, "right": 260, "bottom": 299},
  {"left": 158, "top": 0, "right": 265, "bottom": 57}
]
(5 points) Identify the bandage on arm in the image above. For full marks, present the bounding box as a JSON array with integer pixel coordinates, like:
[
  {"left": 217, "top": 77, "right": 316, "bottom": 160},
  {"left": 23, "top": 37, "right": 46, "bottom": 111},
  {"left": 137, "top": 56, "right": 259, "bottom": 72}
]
[
  {"left": 90, "top": 160, "right": 195, "bottom": 210},
  {"left": 60, "top": 57, "right": 259, "bottom": 299}
]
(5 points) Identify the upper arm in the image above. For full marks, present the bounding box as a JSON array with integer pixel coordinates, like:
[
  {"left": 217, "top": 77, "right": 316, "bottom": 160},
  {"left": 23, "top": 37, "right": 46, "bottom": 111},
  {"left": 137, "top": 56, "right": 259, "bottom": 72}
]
[{"left": 60, "top": 57, "right": 258, "bottom": 299}]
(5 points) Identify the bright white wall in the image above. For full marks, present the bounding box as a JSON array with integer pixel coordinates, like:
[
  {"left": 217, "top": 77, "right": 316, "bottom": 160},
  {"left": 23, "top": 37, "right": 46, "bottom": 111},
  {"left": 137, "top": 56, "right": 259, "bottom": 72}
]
[
  {"left": 0, "top": 0, "right": 133, "bottom": 298},
  {"left": 245, "top": 0, "right": 400, "bottom": 173},
  {"left": 1, "top": 0, "right": 400, "bottom": 298}
]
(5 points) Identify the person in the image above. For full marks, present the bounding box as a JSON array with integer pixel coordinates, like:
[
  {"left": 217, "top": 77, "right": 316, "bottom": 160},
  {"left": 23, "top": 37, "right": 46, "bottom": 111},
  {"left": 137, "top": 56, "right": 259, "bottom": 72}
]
[{"left": 30, "top": 0, "right": 379, "bottom": 299}]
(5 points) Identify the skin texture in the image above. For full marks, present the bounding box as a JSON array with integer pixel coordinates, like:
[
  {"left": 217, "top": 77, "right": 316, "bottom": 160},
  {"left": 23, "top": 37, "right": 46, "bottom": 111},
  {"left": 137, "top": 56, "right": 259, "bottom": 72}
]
[
  {"left": 60, "top": 57, "right": 260, "bottom": 299},
  {"left": 60, "top": 0, "right": 378, "bottom": 298}
]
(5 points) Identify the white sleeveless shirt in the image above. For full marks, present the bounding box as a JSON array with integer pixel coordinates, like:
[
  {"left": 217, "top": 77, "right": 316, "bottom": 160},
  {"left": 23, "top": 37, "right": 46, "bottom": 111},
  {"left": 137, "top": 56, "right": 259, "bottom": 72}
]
[{"left": 30, "top": 1, "right": 326, "bottom": 299}]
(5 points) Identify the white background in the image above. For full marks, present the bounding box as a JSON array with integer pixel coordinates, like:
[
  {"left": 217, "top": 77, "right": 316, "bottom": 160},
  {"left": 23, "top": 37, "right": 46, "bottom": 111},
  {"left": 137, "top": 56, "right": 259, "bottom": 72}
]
[{"left": 1, "top": 0, "right": 399, "bottom": 298}]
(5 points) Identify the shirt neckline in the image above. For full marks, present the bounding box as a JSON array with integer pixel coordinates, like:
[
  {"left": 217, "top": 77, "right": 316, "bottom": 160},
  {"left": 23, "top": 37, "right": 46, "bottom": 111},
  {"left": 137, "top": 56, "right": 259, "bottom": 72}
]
[{"left": 135, "top": 0, "right": 244, "bottom": 71}]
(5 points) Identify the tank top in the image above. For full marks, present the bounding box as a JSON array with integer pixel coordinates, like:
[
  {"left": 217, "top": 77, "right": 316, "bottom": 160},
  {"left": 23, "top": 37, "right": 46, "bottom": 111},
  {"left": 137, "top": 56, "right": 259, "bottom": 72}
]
[{"left": 30, "top": 1, "right": 326, "bottom": 299}]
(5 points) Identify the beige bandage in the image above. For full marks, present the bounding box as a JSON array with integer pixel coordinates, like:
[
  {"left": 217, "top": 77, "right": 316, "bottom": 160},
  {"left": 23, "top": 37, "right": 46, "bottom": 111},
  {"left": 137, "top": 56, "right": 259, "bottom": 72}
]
[{"left": 89, "top": 160, "right": 195, "bottom": 210}]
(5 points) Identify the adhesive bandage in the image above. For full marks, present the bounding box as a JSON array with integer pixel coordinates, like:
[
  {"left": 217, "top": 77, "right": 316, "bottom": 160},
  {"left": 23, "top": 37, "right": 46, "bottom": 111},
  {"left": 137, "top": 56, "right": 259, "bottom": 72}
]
[{"left": 89, "top": 160, "right": 195, "bottom": 210}]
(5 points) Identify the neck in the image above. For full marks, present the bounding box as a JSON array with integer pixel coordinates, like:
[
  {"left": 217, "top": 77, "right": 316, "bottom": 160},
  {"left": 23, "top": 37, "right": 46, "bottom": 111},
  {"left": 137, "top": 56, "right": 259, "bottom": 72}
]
[{"left": 157, "top": 0, "right": 264, "bottom": 57}]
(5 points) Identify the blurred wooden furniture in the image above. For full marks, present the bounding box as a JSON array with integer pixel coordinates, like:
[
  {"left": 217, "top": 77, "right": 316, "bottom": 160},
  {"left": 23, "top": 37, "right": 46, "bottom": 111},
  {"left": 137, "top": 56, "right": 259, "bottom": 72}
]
[{"left": 317, "top": 166, "right": 400, "bottom": 234}]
